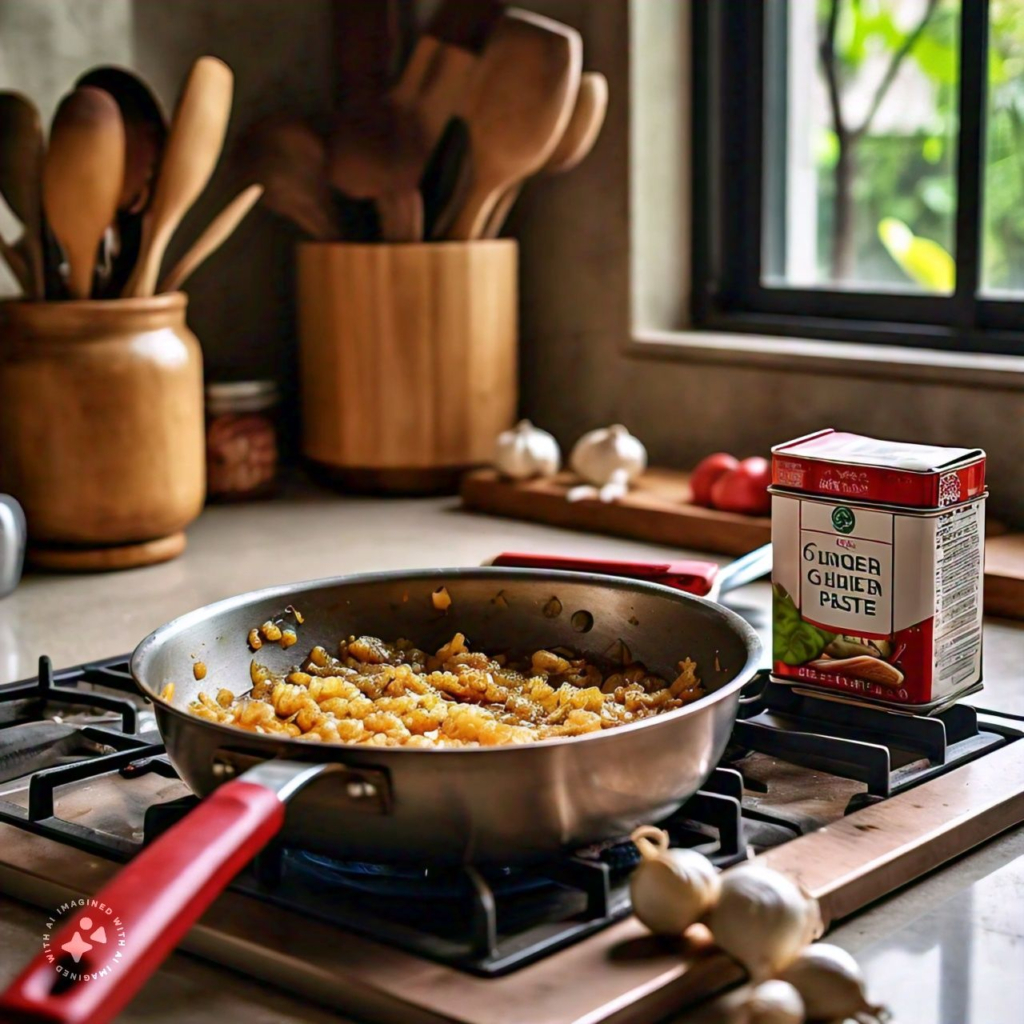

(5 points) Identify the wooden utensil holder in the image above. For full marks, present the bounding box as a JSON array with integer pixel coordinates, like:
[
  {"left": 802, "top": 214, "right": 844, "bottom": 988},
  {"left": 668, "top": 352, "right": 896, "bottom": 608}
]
[
  {"left": 0, "top": 293, "right": 205, "bottom": 570},
  {"left": 297, "top": 240, "right": 518, "bottom": 493}
]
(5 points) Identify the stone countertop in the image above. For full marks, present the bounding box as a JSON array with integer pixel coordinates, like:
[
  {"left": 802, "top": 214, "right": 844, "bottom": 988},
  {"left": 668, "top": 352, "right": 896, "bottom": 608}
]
[{"left": 0, "top": 485, "right": 1022, "bottom": 1022}]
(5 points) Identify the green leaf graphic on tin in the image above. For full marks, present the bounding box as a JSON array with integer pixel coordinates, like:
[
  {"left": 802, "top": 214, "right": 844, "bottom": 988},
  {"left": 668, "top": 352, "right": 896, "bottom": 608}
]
[
  {"left": 831, "top": 506, "right": 856, "bottom": 534},
  {"left": 772, "top": 585, "right": 835, "bottom": 666}
]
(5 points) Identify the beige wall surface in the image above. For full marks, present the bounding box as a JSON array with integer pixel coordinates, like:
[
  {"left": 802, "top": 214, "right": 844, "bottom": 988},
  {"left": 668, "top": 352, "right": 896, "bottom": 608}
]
[
  {"left": 506, "top": 0, "right": 1024, "bottom": 525},
  {"left": 0, "top": 0, "right": 334, "bottom": 402}
]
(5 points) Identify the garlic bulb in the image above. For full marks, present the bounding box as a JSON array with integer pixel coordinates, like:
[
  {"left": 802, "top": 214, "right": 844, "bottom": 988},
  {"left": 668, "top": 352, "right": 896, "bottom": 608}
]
[
  {"left": 493, "top": 420, "right": 560, "bottom": 480},
  {"left": 740, "top": 980, "right": 805, "bottom": 1024},
  {"left": 570, "top": 424, "right": 647, "bottom": 486},
  {"left": 629, "top": 826, "right": 721, "bottom": 935},
  {"left": 705, "top": 864, "right": 822, "bottom": 981},
  {"left": 778, "top": 943, "right": 888, "bottom": 1022}
]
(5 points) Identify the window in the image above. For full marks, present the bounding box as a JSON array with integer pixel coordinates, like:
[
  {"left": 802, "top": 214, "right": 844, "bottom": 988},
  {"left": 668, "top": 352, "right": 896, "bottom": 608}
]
[{"left": 691, "top": 0, "right": 1024, "bottom": 354}]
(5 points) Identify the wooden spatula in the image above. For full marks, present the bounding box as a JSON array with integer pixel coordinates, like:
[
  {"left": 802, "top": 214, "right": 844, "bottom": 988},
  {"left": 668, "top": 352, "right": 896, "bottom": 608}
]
[
  {"left": 0, "top": 91, "right": 45, "bottom": 297},
  {"left": 393, "top": 0, "right": 504, "bottom": 146},
  {"left": 444, "top": 9, "right": 582, "bottom": 241},
  {"left": 481, "top": 70, "right": 608, "bottom": 239},
  {"left": 158, "top": 184, "right": 262, "bottom": 293},
  {"left": 123, "top": 56, "right": 233, "bottom": 297},
  {"left": 327, "top": 99, "right": 427, "bottom": 242},
  {"left": 42, "top": 87, "right": 125, "bottom": 299},
  {"left": 242, "top": 119, "right": 339, "bottom": 240}
]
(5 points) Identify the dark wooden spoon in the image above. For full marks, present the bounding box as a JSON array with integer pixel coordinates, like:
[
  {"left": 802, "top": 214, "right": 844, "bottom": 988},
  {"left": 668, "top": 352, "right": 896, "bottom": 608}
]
[{"left": 76, "top": 66, "right": 166, "bottom": 294}]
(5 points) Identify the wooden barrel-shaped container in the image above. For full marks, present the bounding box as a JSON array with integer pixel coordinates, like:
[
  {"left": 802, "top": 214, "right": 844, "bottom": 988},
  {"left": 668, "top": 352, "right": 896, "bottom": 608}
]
[
  {"left": 297, "top": 240, "right": 518, "bottom": 493},
  {"left": 0, "top": 294, "right": 205, "bottom": 570}
]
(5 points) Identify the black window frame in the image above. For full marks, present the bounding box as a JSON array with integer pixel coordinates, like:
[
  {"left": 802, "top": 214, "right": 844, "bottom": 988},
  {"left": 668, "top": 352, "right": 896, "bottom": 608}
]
[{"left": 690, "top": 0, "right": 1024, "bottom": 356}]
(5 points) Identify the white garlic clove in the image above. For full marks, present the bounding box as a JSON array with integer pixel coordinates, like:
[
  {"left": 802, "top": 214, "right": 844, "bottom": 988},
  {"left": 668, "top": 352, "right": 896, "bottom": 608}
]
[
  {"left": 778, "top": 943, "right": 888, "bottom": 1022},
  {"left": 566, "top": 483, "right": 599, "bottom": 503},
  {"left": 570, "top": 424, "right": 647, "bottom": 486},
  {"left": 629, "top": 826, "right": 721, "bottom": 935},
  {"left": 598, "top": 471, "right": 629, "bottom": 503},
  {"left": 705, "top": 864, "right": 823, "bottom": 982},
  {"left": 494, "top": 419, "right": 561, "bottom": 480},
  {"left": 740, "top": 979, "right": 805, "bottom": 1024}
]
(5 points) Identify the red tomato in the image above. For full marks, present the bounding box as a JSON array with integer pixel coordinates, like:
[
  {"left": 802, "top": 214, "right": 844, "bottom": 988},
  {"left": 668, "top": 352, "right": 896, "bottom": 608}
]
[
  {"left": 709, "top": 456, "right": 772, "bottom": 515},
  {"left": 689, "top": 452, "right": 739, "bottom": 506}
]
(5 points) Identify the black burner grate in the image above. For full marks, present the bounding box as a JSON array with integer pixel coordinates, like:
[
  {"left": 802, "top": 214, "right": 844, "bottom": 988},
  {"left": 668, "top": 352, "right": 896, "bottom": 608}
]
[{"left": 733, "top": 678, "right": 1009, "bottom": 798}]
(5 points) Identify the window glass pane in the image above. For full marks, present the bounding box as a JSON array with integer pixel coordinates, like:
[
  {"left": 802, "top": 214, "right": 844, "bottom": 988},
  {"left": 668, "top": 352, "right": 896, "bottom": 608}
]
[
  {"left": 982, "top": 0, "right": 1024, "bottom": 296},
  {"left": 763, "top": 0, "right": 960, "bottom": 294}
]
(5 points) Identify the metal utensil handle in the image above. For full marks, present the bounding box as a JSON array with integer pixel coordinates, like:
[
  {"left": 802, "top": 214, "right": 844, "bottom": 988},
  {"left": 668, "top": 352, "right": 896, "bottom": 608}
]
[
  {"left": 0, "top": 494, "right": 26, "bottom": 600},
  {"left": 0, "top": 778, "right": 287, "bottom": 1023},
  {"left": 710, "top": 544, "right": 772, "bottom": 598}
]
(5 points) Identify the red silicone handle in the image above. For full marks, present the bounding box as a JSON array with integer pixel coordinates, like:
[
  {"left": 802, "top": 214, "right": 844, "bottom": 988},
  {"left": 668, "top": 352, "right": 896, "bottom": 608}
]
[
  {"left": 0, "top": 779, "right": 285, "bottom": 1024},
  {"left": 491, "top": 552, "right": 719, "bottom": 596}
]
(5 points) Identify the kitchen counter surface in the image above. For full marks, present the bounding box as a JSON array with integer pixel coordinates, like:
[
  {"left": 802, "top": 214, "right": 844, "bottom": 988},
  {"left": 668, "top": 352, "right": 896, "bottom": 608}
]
[{"left": 0, "top": 486, "right": 1022, "bottom": 1022}]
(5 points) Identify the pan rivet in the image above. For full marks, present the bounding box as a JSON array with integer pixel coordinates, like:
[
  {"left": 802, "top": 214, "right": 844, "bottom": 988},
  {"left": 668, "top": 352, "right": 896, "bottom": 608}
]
[
  {"left": 570, "top": 610, "right": 594, "bottom": 633},
  {"left": 347, "top": 781, "right": 376, "bottom": 800}
]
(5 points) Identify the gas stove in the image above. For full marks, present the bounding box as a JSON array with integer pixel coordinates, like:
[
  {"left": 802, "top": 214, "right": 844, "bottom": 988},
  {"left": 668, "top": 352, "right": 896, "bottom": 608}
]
[{"left": 1, "top": 653, "right": 1023, "bottom": 1023}]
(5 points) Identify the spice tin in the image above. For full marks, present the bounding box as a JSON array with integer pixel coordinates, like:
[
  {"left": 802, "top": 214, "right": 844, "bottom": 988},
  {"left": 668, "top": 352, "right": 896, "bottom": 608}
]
[{"left": 770, "top": 429, "right": 986, "bottom": 707}]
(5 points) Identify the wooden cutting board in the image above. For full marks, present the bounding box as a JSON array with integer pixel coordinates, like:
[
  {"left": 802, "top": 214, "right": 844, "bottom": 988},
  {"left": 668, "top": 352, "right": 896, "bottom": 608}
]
[
  {"left": 460, "top": 468, "right": 1024, "bottom": 619},
  {"left": 984, "top": 532, "right": 1024, "bottom": 619},
  {"left": 460, "top": 468, "right": 770, "bottom": 557}
]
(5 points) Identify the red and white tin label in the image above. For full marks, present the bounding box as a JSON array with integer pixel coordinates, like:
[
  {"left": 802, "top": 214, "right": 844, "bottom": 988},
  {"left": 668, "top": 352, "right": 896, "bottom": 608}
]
[
  {"left": 771, "top": 431, "right": 986, "bottom": 706},
  {"left": 772, "top": 429, "right": 986, "bottom": 509}
]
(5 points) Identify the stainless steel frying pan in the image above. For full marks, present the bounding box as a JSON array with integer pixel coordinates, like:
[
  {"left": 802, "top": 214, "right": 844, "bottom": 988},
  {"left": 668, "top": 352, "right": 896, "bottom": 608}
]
[{"left": 2, "top": 559, "right": 764, "bottom": 1023}]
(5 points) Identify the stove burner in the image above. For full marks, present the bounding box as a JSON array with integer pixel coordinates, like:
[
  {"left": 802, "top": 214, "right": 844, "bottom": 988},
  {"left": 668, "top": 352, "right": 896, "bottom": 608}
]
[{"left": 289, "top": 851, "right": 554, "bottom": 900}]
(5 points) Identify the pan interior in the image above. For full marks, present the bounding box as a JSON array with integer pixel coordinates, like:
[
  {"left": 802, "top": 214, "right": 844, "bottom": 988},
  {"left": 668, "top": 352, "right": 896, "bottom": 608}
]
[{"left": 134, "top": 569, "right": 760, "bottom": 722}]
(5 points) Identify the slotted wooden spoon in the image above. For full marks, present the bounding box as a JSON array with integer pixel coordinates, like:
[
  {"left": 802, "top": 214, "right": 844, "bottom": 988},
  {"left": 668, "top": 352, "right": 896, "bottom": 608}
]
[
  {"left": 444, "top": 9, "right": 582, "bottom": 241},
  {"left": 42, "top": 86, "right": 125, "bottom": 299},
  {"left": 123, "top": 56, "right": 233, "bottom": 297}
]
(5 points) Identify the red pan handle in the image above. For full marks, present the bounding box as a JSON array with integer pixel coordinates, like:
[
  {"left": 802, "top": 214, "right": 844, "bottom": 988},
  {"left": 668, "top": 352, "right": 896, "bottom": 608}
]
[
  {"left": 490, "top": 552, "right": 720, "bottom": 596},
  {"left": 0, "top": 778, "right": 286, "bottom": 1024}
]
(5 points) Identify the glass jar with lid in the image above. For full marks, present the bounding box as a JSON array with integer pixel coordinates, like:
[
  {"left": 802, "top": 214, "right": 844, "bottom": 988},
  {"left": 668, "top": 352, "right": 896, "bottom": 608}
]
[{"left": 205, "top": 380, "right": 280, "bottom": 501}]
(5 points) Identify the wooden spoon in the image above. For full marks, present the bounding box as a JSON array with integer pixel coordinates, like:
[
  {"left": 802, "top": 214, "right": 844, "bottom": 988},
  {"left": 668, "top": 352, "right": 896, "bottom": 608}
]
[
  {"left": 76, "top": 67, "right": 166, "bottom": 214},
  {"left": 123, "top": 56, "right": 233, "bottom": 297},
  {"left": 543, "top": 70, "right": 608, "bottom": 175},
  {"left": 481, "top": 71, "right": 608, "bottom": 239},
  {"left": 0, "top": 91, "right": 45, "bottom": 297},
  {"left": 42, "top": 87, "right": 125, "bottom": 299},
  {"left": 241, "top": 119, "right": 339, "bottom": 240},
  {"left": 158, "top": 183, "right": 262, "bottom": 292},
  {"left": 76, "top": 67, "right": 167, "bottom": 296},
  {"left": 444, "top": 10, "right": 583, "bottom": 241}
]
